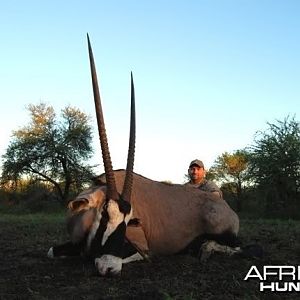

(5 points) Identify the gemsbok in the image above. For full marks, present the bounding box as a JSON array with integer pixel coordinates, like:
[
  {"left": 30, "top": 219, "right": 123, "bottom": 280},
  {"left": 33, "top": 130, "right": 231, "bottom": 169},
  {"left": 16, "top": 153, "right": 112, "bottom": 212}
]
[{"left": 48, "top": 35, "right": 242, "bottom": 276}]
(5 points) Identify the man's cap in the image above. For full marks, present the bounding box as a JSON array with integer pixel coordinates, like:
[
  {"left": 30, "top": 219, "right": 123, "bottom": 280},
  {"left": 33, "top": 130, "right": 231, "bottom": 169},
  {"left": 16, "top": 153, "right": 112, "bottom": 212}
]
[{"left": 189, "top": 159, "right": 204, "bottom": 168}]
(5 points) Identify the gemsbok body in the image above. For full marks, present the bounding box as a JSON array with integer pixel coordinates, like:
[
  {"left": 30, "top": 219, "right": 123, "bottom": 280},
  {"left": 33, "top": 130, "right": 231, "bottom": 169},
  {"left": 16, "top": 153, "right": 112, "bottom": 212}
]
[{"left": 47, "top": 35, "right": 241, "bottom": 276}]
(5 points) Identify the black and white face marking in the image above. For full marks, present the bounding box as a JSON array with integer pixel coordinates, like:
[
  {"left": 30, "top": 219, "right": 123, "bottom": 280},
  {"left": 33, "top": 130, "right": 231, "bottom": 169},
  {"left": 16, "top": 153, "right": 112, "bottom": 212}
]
[
  {"left": 88, "top": 197, "right": 133, "bottom": 276},
  {"left": 102, "top": 200, "right": 132, "bottom": 245}
]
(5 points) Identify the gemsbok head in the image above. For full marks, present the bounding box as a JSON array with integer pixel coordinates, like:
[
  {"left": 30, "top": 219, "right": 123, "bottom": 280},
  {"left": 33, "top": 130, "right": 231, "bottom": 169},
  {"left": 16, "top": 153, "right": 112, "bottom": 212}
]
[{"left": 85, "top": 34, "right": 136, "bottom": 275}]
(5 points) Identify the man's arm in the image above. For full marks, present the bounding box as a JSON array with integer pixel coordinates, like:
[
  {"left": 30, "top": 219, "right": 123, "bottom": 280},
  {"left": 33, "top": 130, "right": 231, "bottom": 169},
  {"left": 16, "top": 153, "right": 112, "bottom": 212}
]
[{"left": 204, "top": 181, "right": 223, "bottom": 199}]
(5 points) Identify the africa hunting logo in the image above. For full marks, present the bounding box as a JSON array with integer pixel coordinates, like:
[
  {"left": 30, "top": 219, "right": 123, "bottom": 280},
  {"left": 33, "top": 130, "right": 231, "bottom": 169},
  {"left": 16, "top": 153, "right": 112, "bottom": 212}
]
[{"left": 244, "top": 265, "right": 300, "bottom": 292}]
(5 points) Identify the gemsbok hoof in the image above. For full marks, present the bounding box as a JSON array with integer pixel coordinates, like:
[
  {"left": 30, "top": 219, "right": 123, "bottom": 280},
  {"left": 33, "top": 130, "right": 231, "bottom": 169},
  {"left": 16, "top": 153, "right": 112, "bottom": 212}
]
[{"left": 47, "top": 247, "right": 54, "bottom": 258}]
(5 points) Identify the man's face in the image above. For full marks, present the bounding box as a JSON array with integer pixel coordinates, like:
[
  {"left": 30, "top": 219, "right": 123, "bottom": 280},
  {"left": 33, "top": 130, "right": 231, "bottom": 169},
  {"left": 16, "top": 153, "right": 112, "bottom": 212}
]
[{"left": 188, "top": 165, "right": 205, "bottom": 184}]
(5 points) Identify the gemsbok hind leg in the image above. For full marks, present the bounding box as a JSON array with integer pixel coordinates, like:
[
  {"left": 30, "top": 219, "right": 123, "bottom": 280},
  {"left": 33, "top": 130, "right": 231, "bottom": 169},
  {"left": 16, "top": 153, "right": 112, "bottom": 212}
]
[
  {"left": 198, "top": 201, "right": 241, "bottom": 261},
  {"left": 199, "top": 240, "right": 241, "bottom": 262}
]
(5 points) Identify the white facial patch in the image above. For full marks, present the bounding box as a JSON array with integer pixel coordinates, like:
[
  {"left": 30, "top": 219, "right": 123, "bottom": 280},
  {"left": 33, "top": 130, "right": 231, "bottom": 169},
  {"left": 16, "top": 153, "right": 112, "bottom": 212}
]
[
  {"left": 95, "top": 254, "right": 122, "bottom": 276},
  {"left": 86, "top": 207, "right": 103, "bottom": 250},
  {"left": 101, "top": 199, "right": 133, "bottom": 246}
]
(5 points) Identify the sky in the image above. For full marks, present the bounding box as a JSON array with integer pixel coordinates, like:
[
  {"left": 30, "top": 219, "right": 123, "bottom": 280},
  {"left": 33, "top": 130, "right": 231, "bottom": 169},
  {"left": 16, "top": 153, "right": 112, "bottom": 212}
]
[{"left": 0, "top": 1, "right": 299, "bottom": 183}]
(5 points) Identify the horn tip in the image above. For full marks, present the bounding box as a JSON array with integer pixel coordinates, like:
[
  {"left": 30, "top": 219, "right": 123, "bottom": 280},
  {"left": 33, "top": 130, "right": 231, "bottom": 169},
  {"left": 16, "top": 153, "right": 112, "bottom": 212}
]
[{"left": 87, "top": 33, "right": 91, "bottom": 47}]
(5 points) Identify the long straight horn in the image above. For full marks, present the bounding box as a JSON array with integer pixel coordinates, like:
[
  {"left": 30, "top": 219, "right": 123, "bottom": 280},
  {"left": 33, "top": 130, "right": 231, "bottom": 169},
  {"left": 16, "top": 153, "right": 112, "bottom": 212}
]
[
  {"left": 121, "top": 72, "right": 136, "bottom": 202},
  {"left": 87, "top": 34, "right": 118, "bottom": 200}
]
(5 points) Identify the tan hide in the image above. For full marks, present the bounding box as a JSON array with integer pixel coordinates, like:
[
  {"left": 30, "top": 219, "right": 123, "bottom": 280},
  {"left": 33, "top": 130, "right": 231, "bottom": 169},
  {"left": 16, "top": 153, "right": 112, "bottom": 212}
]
[{"left": 93, "top": 170, "right": 240, "bottom": 255}]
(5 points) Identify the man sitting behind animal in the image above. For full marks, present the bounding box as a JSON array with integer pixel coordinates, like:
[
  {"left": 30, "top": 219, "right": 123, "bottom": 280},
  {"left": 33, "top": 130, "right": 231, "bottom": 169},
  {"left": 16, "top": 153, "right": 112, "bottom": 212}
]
[{"left": 185, "top": 159, "right": 222, "bottom": 199}]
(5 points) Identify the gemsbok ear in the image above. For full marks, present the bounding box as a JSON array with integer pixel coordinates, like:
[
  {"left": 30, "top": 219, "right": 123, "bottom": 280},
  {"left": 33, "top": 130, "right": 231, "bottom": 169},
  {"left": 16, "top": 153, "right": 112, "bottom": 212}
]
[
  {"left": 68, "top": 199, "right": 89, "bottom": 211},
  {"left": 87, "top": 33, "right": 118, "bottom": 201}
]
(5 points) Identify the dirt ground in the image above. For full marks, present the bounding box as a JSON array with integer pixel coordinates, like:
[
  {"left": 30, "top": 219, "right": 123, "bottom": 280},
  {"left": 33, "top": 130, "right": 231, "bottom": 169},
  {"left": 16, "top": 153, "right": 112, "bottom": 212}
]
[{"left": 1, "top": 214, "right": 300, "bottom": 299}]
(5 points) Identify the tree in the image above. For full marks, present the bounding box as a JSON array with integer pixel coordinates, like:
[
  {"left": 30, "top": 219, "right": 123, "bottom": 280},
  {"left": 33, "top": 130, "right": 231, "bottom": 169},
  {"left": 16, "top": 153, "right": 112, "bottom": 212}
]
[
  {"left": 248, "top": 116, "right": 300, "bottom": 212},
  {"left": 1, "top": 103, "right": 95, "bottom": 204},
  {"left": 209, "top": 150, "right": 249, "bottom": 211}
]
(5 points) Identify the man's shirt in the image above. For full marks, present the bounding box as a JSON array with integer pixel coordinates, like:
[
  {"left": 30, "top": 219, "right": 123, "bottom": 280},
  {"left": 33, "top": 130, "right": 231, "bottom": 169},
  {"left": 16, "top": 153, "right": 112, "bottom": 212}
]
[{"left": 185, "top": 179, "right": 223, "bottom": 199}]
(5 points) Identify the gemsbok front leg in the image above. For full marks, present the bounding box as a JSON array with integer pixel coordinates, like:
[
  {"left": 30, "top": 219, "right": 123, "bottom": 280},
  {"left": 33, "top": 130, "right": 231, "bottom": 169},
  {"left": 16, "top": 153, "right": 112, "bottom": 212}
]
[{"left": 47, "top": 241, "right": 84, "bottom": 258}]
